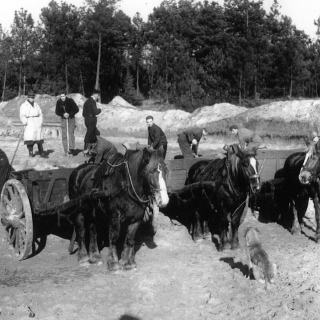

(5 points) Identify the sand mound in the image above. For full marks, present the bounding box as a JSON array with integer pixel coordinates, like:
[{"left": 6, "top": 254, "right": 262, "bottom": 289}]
[
  {"left": 2, "top": 93, "right": 320, "bottom": 140},
  {"left": 206, "top": 99, "right": 320, "bottom": 138},
  {"left": 109, "top": 96, "right": 137, "bottom": 109}
]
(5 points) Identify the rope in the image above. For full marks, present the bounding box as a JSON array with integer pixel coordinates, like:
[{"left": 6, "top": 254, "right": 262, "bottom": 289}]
[
  {"left": 105, "top": 154, "right": 151, "bottom": 204},
  {"left": 125, "top": 162, "right": 150, "bottom": 204}
]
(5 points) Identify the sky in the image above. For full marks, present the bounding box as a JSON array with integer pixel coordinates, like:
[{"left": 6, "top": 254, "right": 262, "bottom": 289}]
[{"left": 0, "top": 0, "right": 320, "bottom": 39}]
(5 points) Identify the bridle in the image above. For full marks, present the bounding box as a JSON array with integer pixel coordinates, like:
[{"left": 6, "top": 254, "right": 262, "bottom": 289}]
[
  {"left": 106, "top": 154, "right": 166, "bottom": 204},
  {"left": 300, "top": 149, "right": 320, "bottom": 181},
  {"left": 225, "top": 152, "right": 261, "bottom": 197}
]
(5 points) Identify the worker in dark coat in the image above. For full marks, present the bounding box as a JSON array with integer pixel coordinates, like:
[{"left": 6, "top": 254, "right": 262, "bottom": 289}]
[
  {"left": 89, "top": 136, "right": 118, "bottom": 164},
  {"left": 229, "top": 125, "right": 263, "bottom": 150},
  {"left": 55, "top": 92, "right": 79, "bottom": 156},
  {"left": 82, "top": 89, "right": 101, "bottom": 154},
  {"left": 177, "top": 127, "right": 208, "bottom": 159},
  {"left": 146, "top": 115, "right": 168, "bottom": 159}
]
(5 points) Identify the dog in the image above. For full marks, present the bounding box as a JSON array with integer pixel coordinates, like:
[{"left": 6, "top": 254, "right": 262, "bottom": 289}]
[{"left": 244, "top": 227, "right": 277, "bottom": 288}]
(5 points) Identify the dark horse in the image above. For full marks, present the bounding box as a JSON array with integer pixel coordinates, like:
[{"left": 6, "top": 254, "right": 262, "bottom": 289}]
[
  {"left": 281, "top": 141, "right": 320, "bottom": 240},
  {"left": 68, "top": 147, "right": 169, "bottom": 269},
  {"left": 186, "top": 144, "right": 261, "bottom": 250}
]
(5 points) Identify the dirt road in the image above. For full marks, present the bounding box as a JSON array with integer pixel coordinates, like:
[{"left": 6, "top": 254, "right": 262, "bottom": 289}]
[{"left": 0, "top": 136, "right": 320, "bottom": 320}]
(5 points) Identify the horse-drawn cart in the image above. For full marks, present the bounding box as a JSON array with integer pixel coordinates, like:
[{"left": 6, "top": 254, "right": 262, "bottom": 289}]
[{"left": 0, "top": 147, "right": 304, "bottom": 261}]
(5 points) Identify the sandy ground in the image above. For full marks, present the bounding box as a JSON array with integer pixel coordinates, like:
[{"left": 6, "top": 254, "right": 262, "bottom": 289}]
[{"left": 0, "top": 135, "right": 319, "bottom": 320}]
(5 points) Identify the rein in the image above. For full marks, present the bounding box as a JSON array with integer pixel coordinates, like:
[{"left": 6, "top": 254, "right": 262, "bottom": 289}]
[
  {"left": 125, "top": 161, "right": 150, "bottom": 204},
  {"left": 106, "top": 156, "right": 160, "bottom": 204},
  {"left": 301, "top": 164, "right": 319, "bottom": 179}
]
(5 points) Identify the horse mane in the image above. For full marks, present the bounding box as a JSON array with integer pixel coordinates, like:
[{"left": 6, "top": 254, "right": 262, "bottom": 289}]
[
  {"left": 201, "top": 157, "right": 228, "bottom": 184},
  {"left": 228, "top": 153, "right": 241, "bottom": 178}
]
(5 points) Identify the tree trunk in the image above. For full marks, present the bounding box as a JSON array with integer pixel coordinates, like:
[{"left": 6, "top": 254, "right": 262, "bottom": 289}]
[
  {"left": 2, "top": 62, "right": 7, "bottom": 101},
  {"left": 18, "top": 64, "right": 22, "bottom": 96},
  {"left": 65, "top": 63, "right": 69, "bottom": 94},
  {"left": 95, "top": 32, "right": 102, "bottom": 102},
  {"left": 239, "top": 71, "right": 242, "bottom": 106},
  {"left": 315, "top": 62, "right": 318, "bottom": 98},
  {"left": 80, "top": 70, "right": 85, "bottom": 96},
  {"left": 23, "top": 75, "right": 26, "bottom": 95},
  {"left": 165, "top": 53, "right": 168, "bottom": 103},
  {"left": 136, "top": 65, "right": 140, "bottom": 96},
  {"left": 289, "top": 67, "right": 293, "bottom": 98}
]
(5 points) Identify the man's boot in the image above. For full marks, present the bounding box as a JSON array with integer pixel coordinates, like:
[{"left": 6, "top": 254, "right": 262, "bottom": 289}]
[
  {"left": 38, "top": 144, "right": 48, "bottom": 158},
  {"left": 68, "top": 149, "right": 74, "bottom": 156},
  {"left": 83, "top": 142, "right": 90, "bottom": 155},
  {"left": 28, "top": 146, "right": 34, "bottom": 157}
]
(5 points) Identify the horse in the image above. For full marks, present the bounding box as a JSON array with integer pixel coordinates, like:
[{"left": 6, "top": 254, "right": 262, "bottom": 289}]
[
  {"left": 282, "top": 141, "right": 320, "bottom": 240},
  {"left": 68, "top": 147, "right": 169, "bottom": 269},
  {"left": 185, "top": 144, "right": 261, "bottom": 251}
]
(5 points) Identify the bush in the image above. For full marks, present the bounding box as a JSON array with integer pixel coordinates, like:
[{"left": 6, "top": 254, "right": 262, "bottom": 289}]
[{"left": 120, "top": 92, "right": 144, "bottom": 106}]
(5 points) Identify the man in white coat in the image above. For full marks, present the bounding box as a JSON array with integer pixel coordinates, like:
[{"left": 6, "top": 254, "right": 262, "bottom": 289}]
[{"left": 20, "top": 91, "right": 47, "bottom": 157}]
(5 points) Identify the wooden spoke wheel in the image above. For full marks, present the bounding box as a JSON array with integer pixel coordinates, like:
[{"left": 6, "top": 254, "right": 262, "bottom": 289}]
[{"left": 0, "top": 179, "right": 33, "bottom": 260}]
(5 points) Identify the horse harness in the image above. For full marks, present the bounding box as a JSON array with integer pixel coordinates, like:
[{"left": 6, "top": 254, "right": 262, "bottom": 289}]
[{"left": 101, "top": 153, "right": 163, "bottom": 206}]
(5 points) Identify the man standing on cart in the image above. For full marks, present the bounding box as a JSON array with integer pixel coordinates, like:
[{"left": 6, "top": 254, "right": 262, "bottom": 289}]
[
  {"left": 55, "top": 91, "right": 79, "bottom": 156},
  {"left": 82, "top": 89, "right": 102, "bottom": 155},
  {"left": 177, "top": 127, "right": 208, "bottom": 159},
  {"left": 146, "top": 115, "right": 168, "bottom": 159}
]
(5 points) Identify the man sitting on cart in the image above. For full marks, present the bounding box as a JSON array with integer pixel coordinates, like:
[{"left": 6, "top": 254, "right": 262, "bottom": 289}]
[
  {"left": 229, "top": 125, "right": 265, "bottom": 151},
  {"left": 88, "top": 136, "right": 118, "bottom": 164}
]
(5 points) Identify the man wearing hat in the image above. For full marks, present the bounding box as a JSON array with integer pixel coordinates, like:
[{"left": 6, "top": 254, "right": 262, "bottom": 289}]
[
  {"left": 20, "top": 91, "right": 47, "bottom": 157},
  {"left": 229, "top": 125, "right": 263, "bottom": 150},
  {"left": 55, "top": 91, "right": 79, "bottom": 156},
  {"left": 82, "top": 89, "right": 102, "bottom": 155},
  {"left": 146, "top": 115, "right": 168, "bottom": 159},
  {"left": 177, "top": 127, "right": 208, "bottom": 158}
]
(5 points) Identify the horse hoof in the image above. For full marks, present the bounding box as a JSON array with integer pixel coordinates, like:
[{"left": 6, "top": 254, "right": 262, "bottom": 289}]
[
  {"left": 108, "top": 261, "right": 121, "bottom": 271},
  {"left": 90, "top": 254, "right": 103, "bottom": 265},
  {"left": 123, "top": 262, "right": 137, "bottom": 270},
  {"left": 203, "top": 233, "right": 212, "bottom": 241},
  {"left": 90, "top": 259, "right": 103, "bottom": 266},
  {"left": 231, "top": 242, "right": 241, "bottom": 250},
  {"left": 193, "top": 236, "right": 203, "bottom": 243},
  {"left": 79, "top": 261, "right": 91, "bottom": 268},
  {"left": 219, "top": 243, "right": 231, "bottom": 252},
  {"left": 291, "top": 229, "right": 301, "bottom": 235}
]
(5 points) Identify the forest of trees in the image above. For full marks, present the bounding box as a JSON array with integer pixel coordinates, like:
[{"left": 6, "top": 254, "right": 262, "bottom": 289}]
[{"left": 1, "top": 0, "right": 320, "bottom": 111}]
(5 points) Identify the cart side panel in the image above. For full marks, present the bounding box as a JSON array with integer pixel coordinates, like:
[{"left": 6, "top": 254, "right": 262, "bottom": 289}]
[
  {"left": 256, "top": 149, "right": 304, "bottom": 181},
  {"left": 28, "top": 168, "right": 74, "bottom": 213},
  {"left": 165, "top": 158, "right": 209, "bottom": 192}
]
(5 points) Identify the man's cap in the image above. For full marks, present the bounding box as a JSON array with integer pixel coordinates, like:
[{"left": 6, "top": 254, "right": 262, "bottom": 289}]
[
  {"left": 146, "top": 115, "right": 153, "bottom": 121},
  {"left": 28, "top": 91, "right": 35, "bottom": 98},
  {"left": 229, "top": 124, "right": 238, "bottom": 131}
]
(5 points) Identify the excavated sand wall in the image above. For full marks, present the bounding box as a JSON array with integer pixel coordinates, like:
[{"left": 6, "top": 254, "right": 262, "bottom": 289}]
[{"left": 2, "top": 95, "right": 320, "bottom": 144}]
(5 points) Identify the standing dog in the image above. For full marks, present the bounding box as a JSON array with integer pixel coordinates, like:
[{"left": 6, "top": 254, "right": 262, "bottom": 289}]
[{"left": 244, "top": 227, "right": 277, "bottom": 288}]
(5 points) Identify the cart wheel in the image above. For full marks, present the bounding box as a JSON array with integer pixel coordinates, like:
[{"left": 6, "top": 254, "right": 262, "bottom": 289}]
[{"left": 0, "top": 179, "right": 33, "bottom": 260}]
